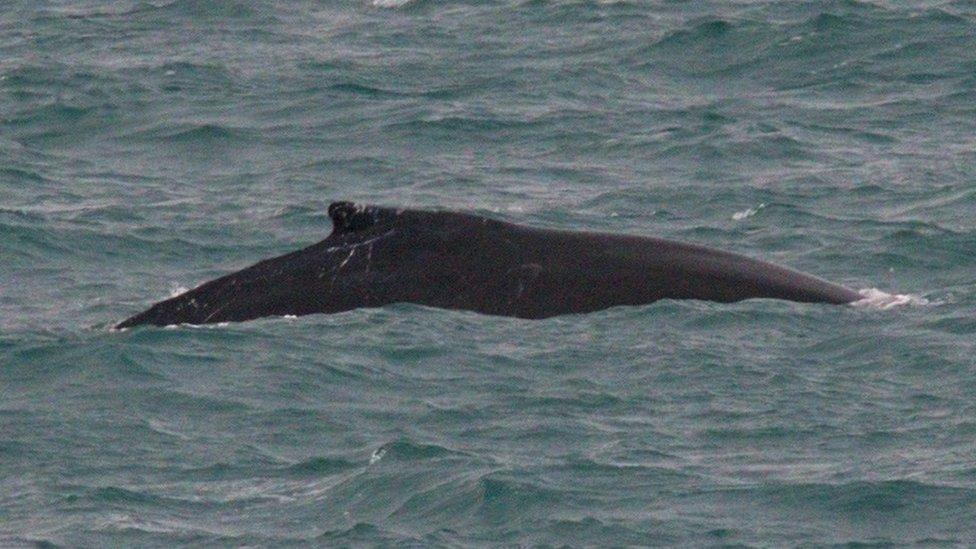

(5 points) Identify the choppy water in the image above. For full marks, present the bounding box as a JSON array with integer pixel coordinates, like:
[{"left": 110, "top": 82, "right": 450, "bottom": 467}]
[{"left": 2, "top": 0, "right": 976, "bottom": 546}]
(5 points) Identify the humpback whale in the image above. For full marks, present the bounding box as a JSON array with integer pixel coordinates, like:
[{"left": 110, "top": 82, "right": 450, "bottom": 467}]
[{"left": 116, "top": 201, "right": 861, "bottom": 328}]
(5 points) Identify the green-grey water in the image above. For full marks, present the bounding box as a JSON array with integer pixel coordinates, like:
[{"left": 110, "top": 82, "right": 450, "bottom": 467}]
[{"left": 2, "top": 0, "right": 975, "bottom": 546}]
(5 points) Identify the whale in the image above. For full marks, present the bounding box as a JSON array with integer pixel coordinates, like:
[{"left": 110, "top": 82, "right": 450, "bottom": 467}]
[{"left": 115, "top": 201, "right": 861, "bottom": 328}]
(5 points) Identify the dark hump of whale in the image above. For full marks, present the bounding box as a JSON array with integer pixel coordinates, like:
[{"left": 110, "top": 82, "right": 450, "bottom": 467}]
[{"left": 114, "top": 201, "right": 861, "bottom": 328}]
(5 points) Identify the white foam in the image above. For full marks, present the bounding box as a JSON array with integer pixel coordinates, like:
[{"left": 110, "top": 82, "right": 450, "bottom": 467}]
[
  {"left": 733, "top": 203, "right": 765, "bottom": 220},
  {"left": 372, "top": 0, "right": 412, "bottom": 7},
  {"left": 147, "top": 419, "right": 190, "bottom": 440},
  {"left": 851, "top": 288, "right": 928, "bottom": 310}
]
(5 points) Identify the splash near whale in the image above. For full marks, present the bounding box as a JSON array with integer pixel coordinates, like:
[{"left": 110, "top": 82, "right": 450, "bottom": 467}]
[{"left": 115, "top": 201, "right": 861, "bottom": 328}]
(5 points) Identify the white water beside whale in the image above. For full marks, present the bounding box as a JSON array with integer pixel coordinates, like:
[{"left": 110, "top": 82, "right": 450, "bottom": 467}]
[{"left": 852, "top": 288, "right": 929, "bottom": 310}]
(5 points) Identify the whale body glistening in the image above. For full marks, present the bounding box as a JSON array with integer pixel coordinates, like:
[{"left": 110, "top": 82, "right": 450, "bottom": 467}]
[{"left": 115, "top": 201, "right": 861, "bottom": 328}]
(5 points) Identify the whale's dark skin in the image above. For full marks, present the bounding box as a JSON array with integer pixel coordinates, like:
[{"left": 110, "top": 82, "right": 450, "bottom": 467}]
[{"left": 115, "top": 201, "right": 861, "bottom": 328}]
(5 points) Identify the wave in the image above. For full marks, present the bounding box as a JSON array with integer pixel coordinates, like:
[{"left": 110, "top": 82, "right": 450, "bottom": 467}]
[
  {"left": 129, "top": 0, "right": 262, "bottom": 20},
  {"left": 370, "top": 439, "right": 469, "bottom": 462},
  {"left": 156, "top": 123, "right": 248, "bottom": 142},
  {"left": 286, "top": 456, "right": 359, "bottom": 476}
]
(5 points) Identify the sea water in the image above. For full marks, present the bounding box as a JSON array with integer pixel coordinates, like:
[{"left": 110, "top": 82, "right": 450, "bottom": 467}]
[{"left": 2, "top": 0, "right": 975, "bottom": 545}]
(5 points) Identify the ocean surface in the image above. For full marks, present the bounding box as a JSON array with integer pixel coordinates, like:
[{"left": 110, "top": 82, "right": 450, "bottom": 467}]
[{"left": 2, "top": 0, "right": 975, "bottom": 546}]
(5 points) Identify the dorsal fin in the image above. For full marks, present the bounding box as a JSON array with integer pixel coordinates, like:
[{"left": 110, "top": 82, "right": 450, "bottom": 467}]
[{"left": 328, "top": 201, "right": 397, "bottom": 235}]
